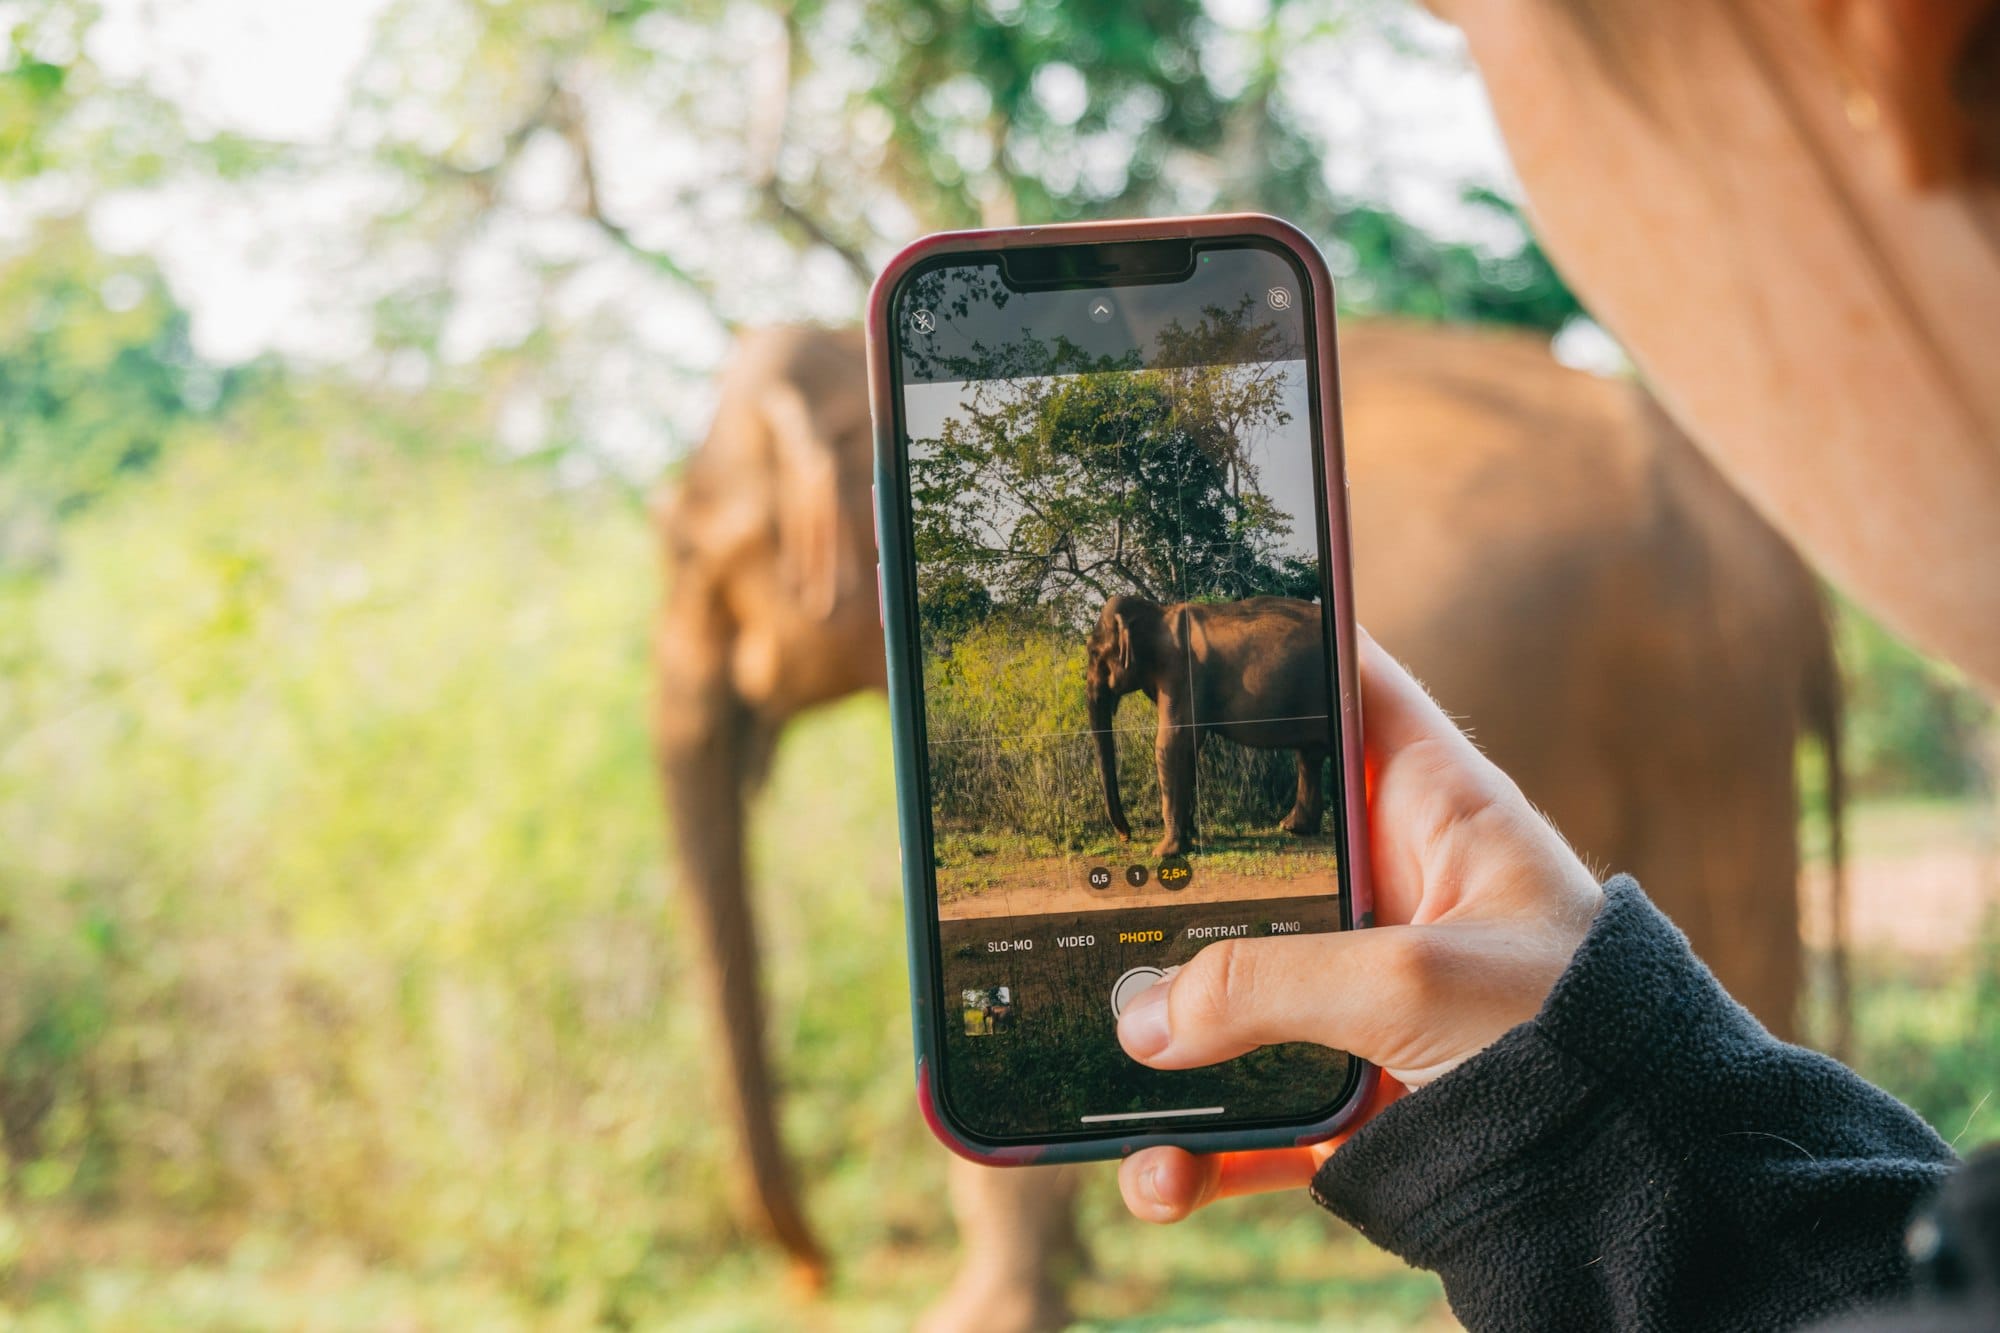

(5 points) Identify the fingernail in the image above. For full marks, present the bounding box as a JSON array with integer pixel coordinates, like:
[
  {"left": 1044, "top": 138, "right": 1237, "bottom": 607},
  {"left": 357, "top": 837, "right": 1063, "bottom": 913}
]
[
  {"left": 1119, "top": 982, "right": 1171, "bottom": 1059},
  {"left": 1137, "top": 1162, "right": 1165, "bottom": 1210}
]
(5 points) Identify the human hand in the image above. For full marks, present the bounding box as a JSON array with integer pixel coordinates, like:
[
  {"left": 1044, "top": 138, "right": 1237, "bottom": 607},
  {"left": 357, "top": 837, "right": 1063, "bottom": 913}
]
[{"left": 1115, "top": 627, "right": 1604, "bottom": 1222}]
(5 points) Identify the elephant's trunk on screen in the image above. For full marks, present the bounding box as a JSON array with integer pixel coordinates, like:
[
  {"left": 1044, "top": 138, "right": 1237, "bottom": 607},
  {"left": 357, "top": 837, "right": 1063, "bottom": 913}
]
[{"left": 1089, "top": 688, "right": 1133, "bottom": 839}]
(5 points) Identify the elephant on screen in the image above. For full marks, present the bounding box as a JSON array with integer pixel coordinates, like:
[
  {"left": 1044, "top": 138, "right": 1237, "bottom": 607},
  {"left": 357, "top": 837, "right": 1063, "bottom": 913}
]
[{"left": 1085, "top": 593, "right": 1333, "bottom": 859}]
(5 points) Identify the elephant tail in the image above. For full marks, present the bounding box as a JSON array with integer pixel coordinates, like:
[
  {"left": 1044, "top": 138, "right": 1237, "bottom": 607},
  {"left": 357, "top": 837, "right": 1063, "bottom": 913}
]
[
  {"left": 1804, "top": 602, "right": 1852, "bottom": 1063},
  {"left": 655, "top": 576, "right": 828, "bottom": 1287}
]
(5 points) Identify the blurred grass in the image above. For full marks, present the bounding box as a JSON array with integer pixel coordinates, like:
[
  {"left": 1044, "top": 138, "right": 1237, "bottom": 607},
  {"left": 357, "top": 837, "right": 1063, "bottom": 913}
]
[{"left": 0, "top": 435, "right": 1993, "bottom": 1329}]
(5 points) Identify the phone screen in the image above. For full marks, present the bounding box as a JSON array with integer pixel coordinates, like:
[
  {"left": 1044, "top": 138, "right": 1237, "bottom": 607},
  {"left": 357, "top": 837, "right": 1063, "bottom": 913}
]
[{"left": 888, "top": 242, "right": 1355, "bottom": 1143}]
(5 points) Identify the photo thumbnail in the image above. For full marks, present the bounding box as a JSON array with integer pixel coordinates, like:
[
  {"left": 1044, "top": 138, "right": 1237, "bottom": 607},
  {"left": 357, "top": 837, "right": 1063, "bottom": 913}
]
[{"left": 961, "top": 986, "right": 1014, "bottom": 1037}]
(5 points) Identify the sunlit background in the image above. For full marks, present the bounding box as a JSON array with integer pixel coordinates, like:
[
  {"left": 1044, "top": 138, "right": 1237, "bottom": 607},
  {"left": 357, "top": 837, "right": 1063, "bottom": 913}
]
[{"left": 1, "top": 0, "right": 1992, "bottom": 1327}]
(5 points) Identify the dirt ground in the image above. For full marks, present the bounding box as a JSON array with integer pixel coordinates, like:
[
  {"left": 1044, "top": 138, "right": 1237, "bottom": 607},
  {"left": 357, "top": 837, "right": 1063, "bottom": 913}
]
[
  {"left": 1801, "top": 800, "right": 1999, "bottom": 956},
  {"left": 936, "top": 848, "right": 1337, "bottom": 920}
]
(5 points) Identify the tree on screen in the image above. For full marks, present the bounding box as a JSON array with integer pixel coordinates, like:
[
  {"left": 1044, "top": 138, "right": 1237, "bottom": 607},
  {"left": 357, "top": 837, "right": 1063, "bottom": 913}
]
[{"left": 910, "top": 300, "right": 1314, "bottom": 635}]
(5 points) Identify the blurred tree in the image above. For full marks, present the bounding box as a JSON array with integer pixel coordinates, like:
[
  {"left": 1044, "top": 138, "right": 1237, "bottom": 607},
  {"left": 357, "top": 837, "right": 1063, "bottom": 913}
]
[
  {"left": 1332, "top": 192, "right": 1584, "bottom": 330},
  {"left": 0, "top": 221, "right": 237, "bottom": 574},
  {"left": 1837, "top": 601, "right": 1994, "bottom": 798},
  {"left": 345, "top": 0, "right": 1581, "bottom": 339},
  {"left": 0, "top": 33, "right": 70, "bottom": 179},
  {"left": 0, "top": 0, "right": 1587, "bottom": 479}
]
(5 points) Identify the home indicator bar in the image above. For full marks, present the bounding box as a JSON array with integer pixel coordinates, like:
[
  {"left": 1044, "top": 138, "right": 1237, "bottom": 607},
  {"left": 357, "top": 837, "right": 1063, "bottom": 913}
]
[{"left": 1079, "top": 1106, "right": 1226, "bottom": 1123}]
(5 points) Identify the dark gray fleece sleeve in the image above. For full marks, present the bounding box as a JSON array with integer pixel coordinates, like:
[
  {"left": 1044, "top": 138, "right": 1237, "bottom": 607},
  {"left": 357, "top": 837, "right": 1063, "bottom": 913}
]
[{"left": 1310, "top": 875, "right": 1956, "bottom": 1333}]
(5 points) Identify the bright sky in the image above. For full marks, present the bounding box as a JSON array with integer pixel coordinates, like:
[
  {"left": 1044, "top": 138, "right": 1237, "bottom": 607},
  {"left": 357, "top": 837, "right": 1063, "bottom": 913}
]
[
  {"left": 87, "top": 0, "right": 393, "bottom": 142},
  {"left": 79, "top": 0, "right": 400, "bottom": 364}
]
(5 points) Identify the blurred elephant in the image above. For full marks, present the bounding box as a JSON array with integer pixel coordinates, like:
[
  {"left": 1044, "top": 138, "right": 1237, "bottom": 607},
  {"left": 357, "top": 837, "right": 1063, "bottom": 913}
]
[
  {"left": 1085, "top": 593, "right": 1333, "bottom": 857},
  {"left": 655, "top": 321, "right": 1844, "bottom": 1332}
]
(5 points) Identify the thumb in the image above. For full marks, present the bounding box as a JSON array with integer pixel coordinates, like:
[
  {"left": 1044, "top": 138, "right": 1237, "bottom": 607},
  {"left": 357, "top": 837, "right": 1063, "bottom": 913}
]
[{"left": 1116, "top": 926, "right": 1425, "bottom": 1071}]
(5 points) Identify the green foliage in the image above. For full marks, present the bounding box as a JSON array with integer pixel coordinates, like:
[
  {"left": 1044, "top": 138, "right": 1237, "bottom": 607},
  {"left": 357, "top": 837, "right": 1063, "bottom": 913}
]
[
  {"left": 1836, "top": 600, "right": 1994, "bottom": 798},
  {"left": 0, "top": 222, "right": 230, "bottom": 573},
  {"left": 914, "top": 569, "right": 995, "bottom": 646},
  {"left": 1331, "top": 193, "right": 1586, "bottom": 331},
  {"left": 854, "top": 0, "right": 1235, "bottom": 228},
  {"left": 0, "top": 33, "right": 72, "bottom": 180},
  {"left": 925, "top": 621, "right": 1110, "bottom": 847},
  {"left": 1847, "top": 922, "right": 2000, "bottom": 1147},
  {"left": 0, "top": 405, "right": 705, "bottom": 1300}
]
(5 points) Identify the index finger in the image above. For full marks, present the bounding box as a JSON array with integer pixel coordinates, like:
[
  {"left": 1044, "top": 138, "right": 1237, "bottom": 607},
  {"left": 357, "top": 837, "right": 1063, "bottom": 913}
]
[
  {"left": 1118, "top": 1143, "right": 1329, "bottom": 1223},
  {"left": 1355, "top": 625, "right": 1479, "bottom": 760},
  {"left": 1118, "top": 1075, "right": 1405, "bottom": 1223}
]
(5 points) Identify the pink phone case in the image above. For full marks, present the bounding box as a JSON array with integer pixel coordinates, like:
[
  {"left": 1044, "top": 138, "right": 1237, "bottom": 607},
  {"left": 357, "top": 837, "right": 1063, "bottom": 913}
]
[{"left": 867, "top": 214, "right": 1378, "bottom": 1163}]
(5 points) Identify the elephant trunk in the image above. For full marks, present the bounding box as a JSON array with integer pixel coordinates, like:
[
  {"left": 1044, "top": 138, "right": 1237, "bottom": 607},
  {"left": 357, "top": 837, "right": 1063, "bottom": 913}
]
[
  {"left": 1089, "top": 688, "right": 1133, "bottom": 839},
  {"left": 657, "top": 665, "right": 828, "bottom": 1286}
]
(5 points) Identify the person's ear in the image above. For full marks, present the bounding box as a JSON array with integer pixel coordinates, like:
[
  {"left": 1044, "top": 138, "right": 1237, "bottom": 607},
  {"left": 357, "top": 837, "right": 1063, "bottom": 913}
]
[{"left": 1805, "top": 0, "right": 2000, "bottom": 187}]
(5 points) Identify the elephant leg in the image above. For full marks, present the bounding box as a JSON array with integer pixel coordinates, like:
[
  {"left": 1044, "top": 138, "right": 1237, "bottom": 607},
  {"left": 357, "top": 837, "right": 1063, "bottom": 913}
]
[
  {"left": 918, "top": 1160, "right": 1082, "bottom": 1333},
  {"left": 1154, "top": 720, "right": 1198, "bottom": 858},
  {"left": 1620, "top": 739, "right": 1802, "bottom": 1041},
  {"left": 1279, "top": 746, "right": 1326, "bottom": 836}
]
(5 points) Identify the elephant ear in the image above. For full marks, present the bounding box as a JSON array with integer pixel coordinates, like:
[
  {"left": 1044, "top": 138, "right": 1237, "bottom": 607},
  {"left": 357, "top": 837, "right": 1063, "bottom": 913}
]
[{"left": 1114, "top": 609, "right": 1133, "bottom": 671}]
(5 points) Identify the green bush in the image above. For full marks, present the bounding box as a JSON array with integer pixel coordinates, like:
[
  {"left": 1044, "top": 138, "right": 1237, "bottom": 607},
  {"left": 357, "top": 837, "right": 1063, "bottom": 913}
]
[
  {"left": 1847, "top": 917, "right": 2000, "bottom": 1146},
  {"left": 0, "top": 412, "right": 734, "bottom": 1299},
  {"left": 1837, "top": 600, "right": 1993, "bottom": 798}
]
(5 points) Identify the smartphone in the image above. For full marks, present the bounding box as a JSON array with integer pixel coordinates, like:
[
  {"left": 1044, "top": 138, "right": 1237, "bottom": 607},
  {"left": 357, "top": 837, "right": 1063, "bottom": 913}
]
[{"left": 865, "top": 215, "right": 1375, "bottom": 1163}]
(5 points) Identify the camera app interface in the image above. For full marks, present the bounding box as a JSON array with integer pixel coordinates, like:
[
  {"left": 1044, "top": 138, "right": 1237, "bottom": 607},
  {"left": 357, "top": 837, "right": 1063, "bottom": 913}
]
[{"left": 895, "top": 246, "right": 1353, "bottom": 1141}]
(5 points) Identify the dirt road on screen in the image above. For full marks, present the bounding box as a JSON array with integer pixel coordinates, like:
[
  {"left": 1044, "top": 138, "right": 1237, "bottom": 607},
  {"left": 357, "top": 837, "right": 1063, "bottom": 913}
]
[{"left": 936, "top": 850, "right": 1339, "bottom": 921}]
